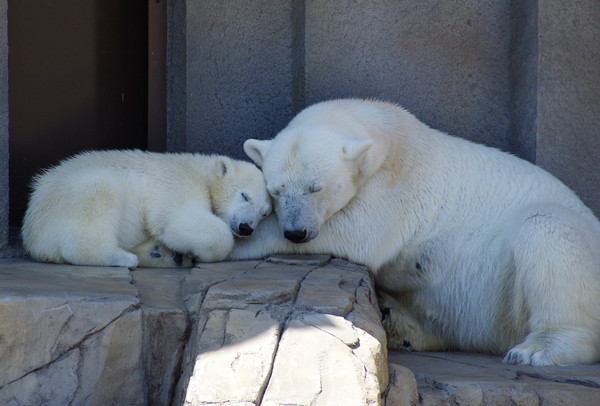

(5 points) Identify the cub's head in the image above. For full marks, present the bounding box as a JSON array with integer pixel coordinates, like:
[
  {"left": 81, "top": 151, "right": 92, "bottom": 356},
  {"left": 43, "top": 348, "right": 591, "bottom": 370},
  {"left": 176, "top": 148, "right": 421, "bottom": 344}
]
[
  {"left": 244, "top": 128, "right": 373, "bottom": 243},
  {"left": 210, "top": 157, "right": 272, "bottom": 238}
]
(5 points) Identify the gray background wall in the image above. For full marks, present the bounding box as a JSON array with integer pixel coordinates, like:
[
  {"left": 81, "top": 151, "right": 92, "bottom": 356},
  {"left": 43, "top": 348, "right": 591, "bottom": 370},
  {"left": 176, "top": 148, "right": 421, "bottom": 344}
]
[
  {"left": 2, "top": 0, "right": 600, "bottom": 252},
  {"left": 170, "top": 0, "right": 600, "bottom": 217}
]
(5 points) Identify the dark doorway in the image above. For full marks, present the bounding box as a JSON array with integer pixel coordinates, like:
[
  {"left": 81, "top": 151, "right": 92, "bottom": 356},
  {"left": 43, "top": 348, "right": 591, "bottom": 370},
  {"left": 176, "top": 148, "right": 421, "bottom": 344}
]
[{"left": 8, "top": 0, "right": 151, "bottom": 227}]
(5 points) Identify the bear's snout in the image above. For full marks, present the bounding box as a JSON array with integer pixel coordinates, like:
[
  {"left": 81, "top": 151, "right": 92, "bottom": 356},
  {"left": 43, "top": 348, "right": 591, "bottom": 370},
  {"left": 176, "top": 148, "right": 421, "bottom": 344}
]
[{"left": 284, "top": 228, "right": 308, "bottom": 243}]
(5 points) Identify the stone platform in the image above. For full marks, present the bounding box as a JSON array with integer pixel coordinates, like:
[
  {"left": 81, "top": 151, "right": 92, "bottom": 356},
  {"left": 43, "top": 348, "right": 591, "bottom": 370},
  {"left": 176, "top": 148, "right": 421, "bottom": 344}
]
[
  {"left": 1, "top": 256, "right": 599, "bottom": 406},
  {"left": 387, "top": 351, "right": 600, "bottom": 405},
  {"left": 0, "top": 256, "right": 386, "bottom": 406}
]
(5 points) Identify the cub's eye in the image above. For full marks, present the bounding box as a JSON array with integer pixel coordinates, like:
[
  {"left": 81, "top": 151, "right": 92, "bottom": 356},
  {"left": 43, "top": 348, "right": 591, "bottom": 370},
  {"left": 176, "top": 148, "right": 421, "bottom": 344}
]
[
  {"left": 241, "top": 192, "right": 250, "bottom": 202},
  {"left": 269, "top": 189, "right": 281, "bottom": 197}
]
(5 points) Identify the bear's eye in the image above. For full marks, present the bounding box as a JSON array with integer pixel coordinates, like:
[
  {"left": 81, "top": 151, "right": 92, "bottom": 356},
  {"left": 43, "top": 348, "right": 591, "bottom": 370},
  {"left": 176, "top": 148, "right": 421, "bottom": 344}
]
[
  {"left": 308, "top": 184, "right": 322, "bottom": 194},
  {"left": 241, "top": 192, "right": 250, "bottom": 202},
  {"left": 269, "top": 188, "right": 280, "bottom": 197}
]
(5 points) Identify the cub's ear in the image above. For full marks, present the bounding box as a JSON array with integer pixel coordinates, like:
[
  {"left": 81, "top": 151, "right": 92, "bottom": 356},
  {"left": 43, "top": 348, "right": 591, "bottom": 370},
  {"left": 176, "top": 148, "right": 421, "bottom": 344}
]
[
  {"left": 216, "top": 156, "right": 233, "bottom": 178},
  {"left": 243, "top": 139, "right": 272, "bottom": 168},
  {"left": 342, "top": 139, "right": 373, "bottom": 161}
]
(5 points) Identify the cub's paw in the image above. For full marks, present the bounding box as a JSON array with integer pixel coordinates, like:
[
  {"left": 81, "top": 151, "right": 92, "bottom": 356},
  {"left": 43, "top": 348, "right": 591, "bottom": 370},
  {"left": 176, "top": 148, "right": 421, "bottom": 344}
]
[
  {"left": 145, "top": 245, "right": 192, "bottom": 268},
  {"left": 110, "top": 252, "right": 140, "bottom": 268},
  {"left": 133, "top": 240, "right": 193, "bottom": 268}
]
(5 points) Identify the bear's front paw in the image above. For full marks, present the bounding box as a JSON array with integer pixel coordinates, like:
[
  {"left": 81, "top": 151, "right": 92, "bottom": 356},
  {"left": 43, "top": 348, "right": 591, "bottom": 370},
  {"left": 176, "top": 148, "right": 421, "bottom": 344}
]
[
  {"left": 381, "top": 306, "right": 444, "bottom": 352},
  {"left": 503, "top": 346, "right": 530, "bottom": 365},
  {"left": 503, "top": 328, "right": 600, "bottom": 366},
  {"left": 503, "top": 342, "right": 554, "bottom": 366}
]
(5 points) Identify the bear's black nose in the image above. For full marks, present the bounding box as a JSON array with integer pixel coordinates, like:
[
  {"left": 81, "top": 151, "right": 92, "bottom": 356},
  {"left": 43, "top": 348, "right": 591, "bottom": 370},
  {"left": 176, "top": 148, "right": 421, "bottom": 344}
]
[
  {"left": 284, "top": 229, "right": 307, "bottom": 243},
  {"left": 238, "top": 223, "right": 254, "bottom": 236}
]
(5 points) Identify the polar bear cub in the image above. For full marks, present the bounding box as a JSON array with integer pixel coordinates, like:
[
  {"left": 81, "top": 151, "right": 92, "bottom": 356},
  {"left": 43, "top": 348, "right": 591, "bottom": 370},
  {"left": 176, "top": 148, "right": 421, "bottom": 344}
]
[
  {"left": 230, "top": 99, "right": 600, "bottom": 366},
  {"left": 22, "top": 150, "right": 271, "bottom": 267}
]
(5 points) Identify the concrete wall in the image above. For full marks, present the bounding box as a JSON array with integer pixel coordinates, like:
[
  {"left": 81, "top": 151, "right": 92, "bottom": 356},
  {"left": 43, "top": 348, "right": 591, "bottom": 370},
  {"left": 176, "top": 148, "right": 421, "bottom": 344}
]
[
  {"left": 170, "top": 0, "right": 302, "bottom": 159},
  {"left": 304, "top": 1, "right": 512, "bottom": 150},
  {"left": 174, "top": 0, "right": 513, "bottom": 154},
  {"left": 1, "top": 0, "right": 599, "bottom": 254},
  {"left": 0, "top": 0, "right": 8, "bottom": 250},
  {"left": 535, "top": 0, "right": 600, "bottom": 218},
  {"left": 172, "top": 0, "right": 600, "bottom": 216}
]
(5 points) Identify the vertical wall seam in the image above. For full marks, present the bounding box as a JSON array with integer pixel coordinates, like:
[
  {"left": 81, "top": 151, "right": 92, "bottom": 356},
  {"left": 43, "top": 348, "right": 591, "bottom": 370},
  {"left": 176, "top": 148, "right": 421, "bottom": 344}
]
[
  {"left": 166, "top": 0, "right": 187, "bottom": 152},
  {"left": 291, "top": 0, "right": 306, "bottom": 115},
  {"left": 508, "top": 0, "right": 539, "bottom": 163}
]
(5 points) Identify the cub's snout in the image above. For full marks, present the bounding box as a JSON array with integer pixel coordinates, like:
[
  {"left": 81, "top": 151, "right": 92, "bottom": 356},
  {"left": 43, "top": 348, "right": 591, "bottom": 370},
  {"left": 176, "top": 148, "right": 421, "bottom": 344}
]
[{"left": 235, "top": 222, "right": 254, "bottom": 237}]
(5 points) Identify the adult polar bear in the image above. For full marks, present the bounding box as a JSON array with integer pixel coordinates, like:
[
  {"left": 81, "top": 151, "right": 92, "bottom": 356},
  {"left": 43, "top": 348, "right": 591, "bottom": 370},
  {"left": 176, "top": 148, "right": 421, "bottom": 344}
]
[{"left": 230, "top": 99, "right": 600, "bottom": 366}]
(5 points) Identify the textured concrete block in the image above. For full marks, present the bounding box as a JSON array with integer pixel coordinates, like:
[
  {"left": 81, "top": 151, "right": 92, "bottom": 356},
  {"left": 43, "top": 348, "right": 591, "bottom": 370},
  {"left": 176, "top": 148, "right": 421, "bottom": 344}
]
[
  {"left": 173, "top": 256, "right": 388, "bottom": 405},
  {"left": 0, "top": 262, "right": 138, "bottom": 388},
  {"left": 535, "top": 0, "right": 600, "bottom": 216},
  {"left": 0, "top": 260, "right": 146, "bottom": 405},
  {"left": 305, "top": 0, "right": 512, "bottom": 151},
  {"left": 181, "top": 309, "right": 281, "bottom": 405},
  {"left": 385, "top": 363, "right": 419, "bottom": 406},
  {"left": 183, "top": 0, "right": 298, "bottom": 159},
  {"left": 262, "top": 318, "right": 380, "bottom": 406},
  {"left": 0, "top": 348, "right": 81, "bottom": 406},
  {"left": 70, "top": 309, "right": 146, "bottom": 406}
]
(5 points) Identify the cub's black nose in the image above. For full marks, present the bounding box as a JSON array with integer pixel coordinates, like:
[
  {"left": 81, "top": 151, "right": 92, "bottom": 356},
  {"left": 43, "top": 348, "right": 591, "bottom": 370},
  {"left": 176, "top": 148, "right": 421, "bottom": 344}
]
[
  {"left": 284, "top": 229, "right": 307, "bottom": 243},
  {"left": 238, "top": 223, "right": 254, "bottom": 236}
]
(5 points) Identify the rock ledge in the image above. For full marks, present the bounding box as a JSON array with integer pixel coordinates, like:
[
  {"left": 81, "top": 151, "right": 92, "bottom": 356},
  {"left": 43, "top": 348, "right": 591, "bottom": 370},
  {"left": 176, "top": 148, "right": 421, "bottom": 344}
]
[
  {"left": 1, "top": 257, "right": 599, "bottom": 406},
  {"left": 0, "top": 256, "right": 387, "bottom": 406}
]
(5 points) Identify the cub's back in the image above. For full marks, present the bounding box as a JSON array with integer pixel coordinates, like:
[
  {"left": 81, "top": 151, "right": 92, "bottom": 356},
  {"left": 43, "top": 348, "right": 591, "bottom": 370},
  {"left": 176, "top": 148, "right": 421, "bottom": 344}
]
[{"left": 30, "top": 150, "right": 217, "bottom": 194}]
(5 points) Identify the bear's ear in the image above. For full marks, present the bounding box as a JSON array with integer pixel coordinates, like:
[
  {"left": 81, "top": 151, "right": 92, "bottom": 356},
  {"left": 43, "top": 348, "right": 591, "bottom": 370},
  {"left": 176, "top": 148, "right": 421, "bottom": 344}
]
[
  {"left": 244, "top": 139, "right": 272, "bottom": 168},
  {"left": 342, "top": 139, "right": 373, "bottom": 161},
  {"left": 216, "top": 156, "right": 232, "bottom": 178},
  {"left": 343, "top": 139, "right": 375, "bottom": 181}
]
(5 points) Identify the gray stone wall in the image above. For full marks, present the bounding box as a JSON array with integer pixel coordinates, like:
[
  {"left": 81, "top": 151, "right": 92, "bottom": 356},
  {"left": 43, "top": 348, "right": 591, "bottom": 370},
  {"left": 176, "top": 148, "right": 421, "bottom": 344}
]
[
  {"left": 304, "top": 1, "right": 512, "bottom": 150},
  {"left": 1, "top": 0, "right": 600, "bottom": 255},
  {"left": 173, "top": 0, "right": 600, "bottom": 216},
  {"left": 172, "top": 0, "right": 301, "bottom": 159},
  {"left": 174, "top": 0, "right": 514, "bottom": 155},
  {"left": 535, "top": 0, "right": 600, "bottom": 218},
  {"left": 0, "top": 0, "right": 8, "bottom": 250}
]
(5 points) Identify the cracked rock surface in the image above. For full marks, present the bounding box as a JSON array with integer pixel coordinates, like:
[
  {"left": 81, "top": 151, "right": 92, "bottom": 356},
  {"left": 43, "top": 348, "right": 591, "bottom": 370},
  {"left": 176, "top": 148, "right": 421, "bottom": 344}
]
[
  {"left": 2, "top": 257, "right": 599, "bottom": 405},
  {"left": 0, "top": 256, "right": 387, "bottom": 405}
]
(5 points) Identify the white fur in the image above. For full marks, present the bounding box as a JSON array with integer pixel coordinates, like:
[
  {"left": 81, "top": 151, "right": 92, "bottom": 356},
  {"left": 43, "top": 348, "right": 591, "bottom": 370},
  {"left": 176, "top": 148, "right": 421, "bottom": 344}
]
[
  {"left": 22, "top": 150, "right": 271, "bottom": 267},
  {"left": 232, "top": 99, "right": 600, "bottom": 366}
]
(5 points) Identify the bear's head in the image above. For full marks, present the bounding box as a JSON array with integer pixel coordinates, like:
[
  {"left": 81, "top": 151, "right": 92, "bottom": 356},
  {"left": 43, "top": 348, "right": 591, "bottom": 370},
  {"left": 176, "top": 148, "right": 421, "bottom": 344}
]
[
  {"left": 210, "top": 157, "right": 272, "bottom": 238},
  {"left": 244, "top": 127, "right": 373, "bottom": 243}
]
